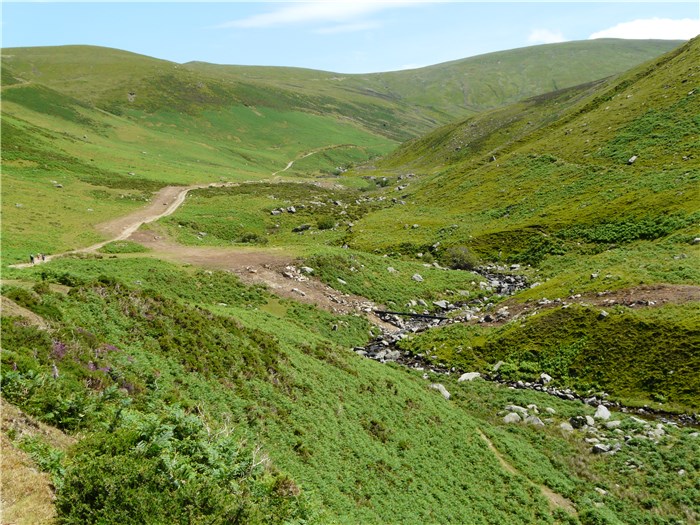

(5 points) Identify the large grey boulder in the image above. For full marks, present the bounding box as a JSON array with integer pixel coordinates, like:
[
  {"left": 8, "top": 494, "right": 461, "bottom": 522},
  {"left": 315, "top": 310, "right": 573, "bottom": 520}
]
[
  {"left": 503, "top": 412, "right": 521, "bottom": 424},
  {"left": 458, "top": 372, "right": 481, "bottom": 382},
  {"left": 594, "top": 405, "right": 611, "bottom": 420}
]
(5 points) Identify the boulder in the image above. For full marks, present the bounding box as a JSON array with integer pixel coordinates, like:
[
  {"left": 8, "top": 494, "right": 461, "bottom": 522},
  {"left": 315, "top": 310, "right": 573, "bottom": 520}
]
[
  {"left": 525, "top": 415, "right": 545, "bottom": 426},
  {"left": 412, "top": 274, "right": 424, "bottom": 282},
  {"left": 458, "top": 372, "right": 481, "bottom": 382},
  {"left": 585, "top": 416, "right": 596, "bottom": 427},
  {"left": 505, "top": 405, "right": 528, "bottom": 414},
  {"left": 594, "top": 405, "right": 611, "bottom": 420},
  {"left": 605, "top": 420, "right": 621, "bottom": 429},
  {"left": 433, "top": 300, "right": 449, "bottom": 309},
  {"left": 430, "top": 383, "right": 451, "bottom": 400},
  {"left": 592, "top": 444, "right": 611, "bottom": 454},
  {"left": 560, "top": 422, "right": 574, "bottom": 432},
  {"left": 503, "top": 412, "right": 521, "bottom": 424},
  {"left": 540, "top": 373, "right": 553, "bottom": 384},
  {"left": 570, "top": 416, "right": 587, "bottom": 429}
]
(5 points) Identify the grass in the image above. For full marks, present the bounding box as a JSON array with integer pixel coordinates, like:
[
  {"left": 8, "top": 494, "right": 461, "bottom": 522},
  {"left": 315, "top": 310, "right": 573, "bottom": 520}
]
[{"left": 1, "top": 36, "right": 698, "bottom": 525}]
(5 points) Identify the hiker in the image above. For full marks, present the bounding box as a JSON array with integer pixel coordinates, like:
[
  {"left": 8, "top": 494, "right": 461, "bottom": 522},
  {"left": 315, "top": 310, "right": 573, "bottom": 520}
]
[
  {"left": 29, "top": 254, "right": 35, "bottom": 264},
  {"left": 40, "top": 253, "right": 46, "bottom": 262}
]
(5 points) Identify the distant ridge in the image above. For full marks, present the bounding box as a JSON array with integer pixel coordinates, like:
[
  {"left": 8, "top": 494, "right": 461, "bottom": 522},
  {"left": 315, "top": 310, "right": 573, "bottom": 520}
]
[{"left": 2, "top": 39, "right": 683, "bottom": 139}]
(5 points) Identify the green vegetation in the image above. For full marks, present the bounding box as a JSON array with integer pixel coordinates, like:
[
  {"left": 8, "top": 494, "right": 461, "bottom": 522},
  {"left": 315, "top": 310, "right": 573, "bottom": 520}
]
[{"left": 2, "top": 37, "right": 698, "bottom": 524}]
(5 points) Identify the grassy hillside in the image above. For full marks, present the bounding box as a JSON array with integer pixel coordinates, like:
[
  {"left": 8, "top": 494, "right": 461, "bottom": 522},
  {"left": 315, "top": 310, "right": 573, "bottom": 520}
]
[
  {"left": 2, "top": 37, "right": 698, "bottom": 525},
  {"left": 3, "top": 259, "right": 698, "bottom": 524},
  {"left": 3, "top": 40, "right": 681, "bottom": 140}
]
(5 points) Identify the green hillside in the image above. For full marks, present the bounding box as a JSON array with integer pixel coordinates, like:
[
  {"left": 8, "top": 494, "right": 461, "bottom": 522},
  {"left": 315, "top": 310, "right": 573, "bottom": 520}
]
[
  {"left": 2, "top": 38, "right": 699, "bottom": 525},
  {"left": 3, "top": 39, "right": 681, "bottom": 140}
]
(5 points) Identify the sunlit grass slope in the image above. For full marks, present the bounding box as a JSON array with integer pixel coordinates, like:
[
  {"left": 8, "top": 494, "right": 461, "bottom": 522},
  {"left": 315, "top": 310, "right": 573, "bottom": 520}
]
[
  {"left": 348, "top": 37, "right": 700, "bottom": 287},
  {"left": 1, "top": 72, "right": 394, "bottom": 264},
  {"left": 4, "top": 258, "right": 698, "bottom": 523},
  {"left": 3, "top": 39, "right": 681, "bottom": 140}
]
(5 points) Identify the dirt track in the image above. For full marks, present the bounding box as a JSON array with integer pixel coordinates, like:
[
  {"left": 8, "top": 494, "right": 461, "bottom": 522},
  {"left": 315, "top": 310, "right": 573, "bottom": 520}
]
[{"left": 11, "top": 182, "right": 392, "bottom": 325}]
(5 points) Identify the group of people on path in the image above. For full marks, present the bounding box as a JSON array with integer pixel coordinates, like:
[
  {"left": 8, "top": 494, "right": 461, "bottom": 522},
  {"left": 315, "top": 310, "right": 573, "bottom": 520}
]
[{"left": 29, "top": 253, "right": 47, "bottom": 264}]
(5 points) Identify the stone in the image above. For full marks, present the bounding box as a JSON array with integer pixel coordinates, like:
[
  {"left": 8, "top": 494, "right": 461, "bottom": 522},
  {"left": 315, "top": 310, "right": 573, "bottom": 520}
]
[
  {"left": 627, "top": 155, "right": 638, "bottom": 165},
  {"left": 525, "top": 415, "right": 545, "bottom": 426},
  {"left": 412, "top": 274, "right": 424, "bottom": 282},
  {"left": 287, "top": 206, "right": 296, "bottom": 213},
  {"left": 300, "top": 266, "right": 314, "bottom": 274},
  {"left": 337, "top": 278, "right": 347, "bottom": 285},
  {"left": 585, "top": 416, "right": 596, "bottom": 427},
  {"left": 503, "top": 412, "right": 521, "bottom": 424},
  {"left": 271, "top": 209, "right": 282, "bottom": 215},
  {"left": 493, "top": 361, "right": 504, "bottom": 372},
  {"left": 540, "top": 373, "right": 552, "bottom": 384},
  {"left": 433, "top": 300, "right": 449, "bottom": 309},
  {"left": 592, "top": 444, "right": 611, "bottom": 454},
  {"left": 604, "top": 420, "right": 621, "bottom": 429},
  {"left": 570, "top": 416, "right": 587, "bottom": 429},
  {"left": 594, "top": 405, "right": 611, "bottom": 420},
  {"left": 430, "top": 383, "right": 451, "bottom": 400},
  {"left": 458, "top": 372, "right": 481, "bottom": 382},
  {"left": 505, "top": 405, "right": 528, "bottom": 414},
  {"left": 560, "top": 422, "right": 574, "bottom": 432},
  {"left": 598, "top": 310, "right": 609, "bottom": 320},
  {"left": 545, "top": 407, "right": 556, "bottom": 415},
  {"left": 387, "top": 266, "right": 398, "bottom": 273}
]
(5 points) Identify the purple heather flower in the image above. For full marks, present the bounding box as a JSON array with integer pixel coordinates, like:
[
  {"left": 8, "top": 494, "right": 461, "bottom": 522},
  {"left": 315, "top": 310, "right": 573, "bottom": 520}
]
[{"left": 51, "top": 340, "right": 68, "bottom": 360}]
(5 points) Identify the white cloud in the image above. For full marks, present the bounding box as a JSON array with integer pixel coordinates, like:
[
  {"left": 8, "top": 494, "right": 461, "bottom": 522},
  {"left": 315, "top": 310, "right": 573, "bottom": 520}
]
[
  {"left": 219, "top": 1, "right": 419, "bottom": 29},
  {"left": 315, "top": 21, "right": 382, "bottom": 35},
  {"left": 527, "top": 29, "right": 566, "bottom": 44},
  {"left": 589, "top": 18, "right": 700, "bottom": 40}
]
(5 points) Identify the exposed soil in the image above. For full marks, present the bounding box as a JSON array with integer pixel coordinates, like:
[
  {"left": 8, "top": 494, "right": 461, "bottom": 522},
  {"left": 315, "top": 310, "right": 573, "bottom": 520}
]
[
  {"left": 9, "top": 180, "right": 698, "bottom": 328},
  {"left": 478, "top": 284, "right": 700, "bottom": 327},
  {"left": 1, "top": 297, "right": 50, "bottom": 330}
]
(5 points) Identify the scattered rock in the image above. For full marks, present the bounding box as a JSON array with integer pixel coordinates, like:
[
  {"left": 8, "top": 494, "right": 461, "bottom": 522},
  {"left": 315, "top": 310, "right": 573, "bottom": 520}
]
[
  {"left": 540, "top": 373, "right": 552, "bottom": 384},
  {"left": 430, "top": 383, "right": 451, "bottom": 400},
  {"left": 337, "top": 278, "right": 347, "bottom": 285},
  {"left": 503, "top": 412, "right": 521, "bottom": 424},
  {"left": 598, "top": 310, "right": 609, "bottom": 320},
  {"left": 585, "top": 415, "right": 596, "bottom": 427},
  {"left": 627, "top": 155, "right": 638, "bottom": 165},
  {"left": 605, "top": 420, "right": 621, "bottom": 429},
  {"left": 505, "top": 405, "right": 528, "bottom": 414},
  {"left": 592, "top": 443, "right": 611, "bottom": 454},
  {"left": 594, "top": 405, "right": 611, "bottom": 420},
  {"left": 433, "top": 300, "right": 449, "bottom": 309},
  {"left": 412, "top": 274, "right": 424, "bottom": 282},
  {"left": 458, "top": 372, "right": 481, "bottom": 382},
  {"left": 560, "top": 422, "right": 574, "bottom": 432},
  {"left": 570, "top": 416, "right": 587, "bottom": 429},
  {"left": 387, "top": 267, "right": 398, "bottom": 273},
  {"left": 525, "top": 415, "right": 545, "bottom": 426}
]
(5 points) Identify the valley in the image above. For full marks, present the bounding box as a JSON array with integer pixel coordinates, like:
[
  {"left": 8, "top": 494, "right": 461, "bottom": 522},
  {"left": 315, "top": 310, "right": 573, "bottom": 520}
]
[{"left": 2, "top": 37, "right": 699, "bottom": 524}]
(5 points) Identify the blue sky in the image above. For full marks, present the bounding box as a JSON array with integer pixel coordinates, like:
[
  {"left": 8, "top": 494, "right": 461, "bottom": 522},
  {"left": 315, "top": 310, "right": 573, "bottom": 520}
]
[{"left": 2, "top": 2, "right": 699, "bottom": 73}]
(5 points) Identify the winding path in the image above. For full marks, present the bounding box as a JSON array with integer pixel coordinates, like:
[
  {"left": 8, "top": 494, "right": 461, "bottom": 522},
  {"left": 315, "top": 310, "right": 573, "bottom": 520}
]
[{"left": 10, "top": 177, "right": 391, "bottom": 323}]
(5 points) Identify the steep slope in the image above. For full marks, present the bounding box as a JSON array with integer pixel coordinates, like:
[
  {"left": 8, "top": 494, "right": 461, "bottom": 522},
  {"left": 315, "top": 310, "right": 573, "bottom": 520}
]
[
  {"left": 351, "top": 36, "right": 699, "bottom": 261},
  {"left": 331, "top": 37, "right": 700, "bottom": 410}
]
